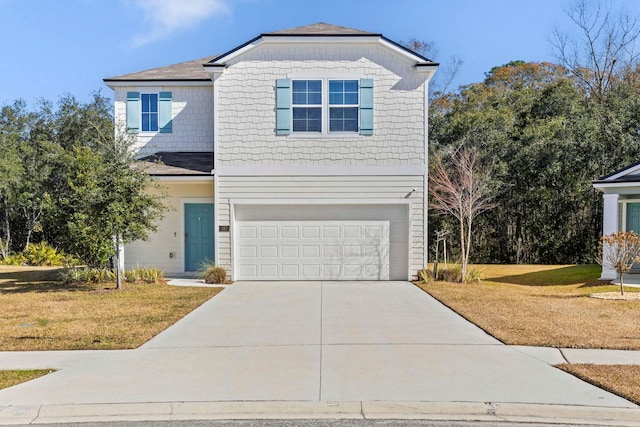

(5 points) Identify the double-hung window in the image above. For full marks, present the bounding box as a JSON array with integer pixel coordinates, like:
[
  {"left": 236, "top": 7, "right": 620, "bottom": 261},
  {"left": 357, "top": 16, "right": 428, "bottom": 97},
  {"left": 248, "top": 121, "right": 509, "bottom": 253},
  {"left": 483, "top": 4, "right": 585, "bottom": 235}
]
[
  {"left": 292, "top": 80, "right": 322, "bottom": 132},
  {"left": 141, "top": 93, "right": 159, "bottom": 132},
  {"left": 126, "top": 91, "right": 173, "bottom": 134},
  {"left": 329, "top": 80, "right": 359, "bottom": 132},
  {"left": 277, "top": 78, "right": 372, "bottom": 135}
]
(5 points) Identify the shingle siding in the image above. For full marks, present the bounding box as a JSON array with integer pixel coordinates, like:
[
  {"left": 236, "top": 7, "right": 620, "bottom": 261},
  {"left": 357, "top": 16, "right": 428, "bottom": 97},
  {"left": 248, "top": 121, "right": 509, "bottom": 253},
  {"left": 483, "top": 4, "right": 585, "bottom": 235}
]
[
  {"left": 114, "top": 86, "right": 214, "bottom": 155},
  {"left": 216, "top": 42, "right": 426, "bottom": 166}
]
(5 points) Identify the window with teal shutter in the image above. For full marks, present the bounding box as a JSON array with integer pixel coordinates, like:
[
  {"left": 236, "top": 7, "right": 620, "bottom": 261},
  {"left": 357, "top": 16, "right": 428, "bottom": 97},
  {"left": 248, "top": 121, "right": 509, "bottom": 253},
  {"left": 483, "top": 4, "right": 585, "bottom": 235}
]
[
  {"left": 329, "top": 80, "right": 358, "bottom": 132},
  {"left": 141, "top": 94, "right": 159, "bottom": 132},
  {"left": 126, "top": 92, "right": 140, "bottom": 134},
  {"left": 159, "top": 92, "right": 172, "bottom": 133},
  {"left": 276, "top": 79, "right": 291, "bottom": 135},
  {"left": 275, "top": 77, "right": 374, "bottom": 135},
  {"left": 359, "top": 78, "right": 373, "bottom": 135}
]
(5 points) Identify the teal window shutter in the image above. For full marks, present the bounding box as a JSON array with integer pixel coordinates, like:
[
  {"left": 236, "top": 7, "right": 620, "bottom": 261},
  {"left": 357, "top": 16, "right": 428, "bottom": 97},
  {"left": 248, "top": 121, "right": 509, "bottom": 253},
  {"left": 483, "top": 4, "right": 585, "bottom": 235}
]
[
  {"left": 276, "top": 78, "right": 291, "bottom": 135},
  {"left": 359, "top": 79, "right": 373, "bottom": 135},
  {"left": 126, "top": 92, "right": 140, "bottom": 134},
  {"left": 159, "top": 91, "right": 172, "bottom": 133}
]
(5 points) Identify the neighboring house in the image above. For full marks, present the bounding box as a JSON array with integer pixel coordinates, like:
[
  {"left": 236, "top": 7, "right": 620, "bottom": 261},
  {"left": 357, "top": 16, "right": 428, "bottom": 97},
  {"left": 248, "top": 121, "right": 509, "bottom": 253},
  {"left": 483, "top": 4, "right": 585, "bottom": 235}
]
[
  {"left": 593, "top": 162, "right": 640, "bottom": 281},
  {"left": 104, "top": 23, "right": 438, "bottom": 281}
]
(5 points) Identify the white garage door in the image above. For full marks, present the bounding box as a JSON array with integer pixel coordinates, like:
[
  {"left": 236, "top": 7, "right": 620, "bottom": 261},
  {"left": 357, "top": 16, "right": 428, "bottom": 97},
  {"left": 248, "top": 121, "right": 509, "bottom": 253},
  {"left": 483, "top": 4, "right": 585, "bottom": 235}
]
[
  {"left": 233, "top": 204, "right": 409, "bottom": 281},
  {"left": 237, "top": 221, "right": 389, "bottom": 280}
]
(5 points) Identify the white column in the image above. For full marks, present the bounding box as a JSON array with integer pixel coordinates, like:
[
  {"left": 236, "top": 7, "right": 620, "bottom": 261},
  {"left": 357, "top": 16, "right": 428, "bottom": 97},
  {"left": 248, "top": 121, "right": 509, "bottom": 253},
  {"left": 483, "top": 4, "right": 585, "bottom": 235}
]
[{"left": 601, "top": 193, "right": 619, "bottom": 280}]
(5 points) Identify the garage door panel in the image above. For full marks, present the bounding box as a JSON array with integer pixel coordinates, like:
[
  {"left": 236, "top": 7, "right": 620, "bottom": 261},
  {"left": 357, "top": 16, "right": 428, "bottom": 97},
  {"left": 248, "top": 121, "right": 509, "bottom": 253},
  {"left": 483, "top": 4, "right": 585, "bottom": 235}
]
[
  {"left": 236, "top": 220, "right": 391, "bottom": 280},
  {"left": 234, "top": 204, "right": 408, "bottom": 280}
]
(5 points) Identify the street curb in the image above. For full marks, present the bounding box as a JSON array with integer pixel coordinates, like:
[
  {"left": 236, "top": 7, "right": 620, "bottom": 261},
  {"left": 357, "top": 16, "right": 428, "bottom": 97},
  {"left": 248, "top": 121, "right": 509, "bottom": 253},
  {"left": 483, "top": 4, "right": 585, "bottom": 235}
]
[{"left": 0, "top": 401, "right": 639, "bottom": 425}]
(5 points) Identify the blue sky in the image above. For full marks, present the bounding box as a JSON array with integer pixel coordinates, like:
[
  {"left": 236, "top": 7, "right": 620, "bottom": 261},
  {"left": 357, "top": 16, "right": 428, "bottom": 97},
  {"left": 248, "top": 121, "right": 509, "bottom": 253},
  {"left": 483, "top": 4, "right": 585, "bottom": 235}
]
[{"left": 2, "top": 0, "right": 640, "bottom": 106}]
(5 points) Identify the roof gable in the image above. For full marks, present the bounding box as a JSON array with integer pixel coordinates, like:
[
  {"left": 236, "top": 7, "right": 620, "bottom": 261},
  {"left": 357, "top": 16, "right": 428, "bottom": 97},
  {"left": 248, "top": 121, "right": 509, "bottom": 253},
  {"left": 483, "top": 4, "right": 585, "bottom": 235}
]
[
  {"left": 103, "top": 23, "right": 438, "bottom": 83},
  {"left": 263, "top": 22, "right": 379, "bottom": 36}
]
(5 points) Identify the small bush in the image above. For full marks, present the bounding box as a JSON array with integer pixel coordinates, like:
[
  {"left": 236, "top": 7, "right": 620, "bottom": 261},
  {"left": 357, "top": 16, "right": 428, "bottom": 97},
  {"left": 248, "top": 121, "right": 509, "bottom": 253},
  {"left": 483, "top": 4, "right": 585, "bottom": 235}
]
[
  {"left": 125, "top": 266, "right": 163, "bottom": 284},
  {"left": 23, "top": 242, "right": 66, "bottom": 266},
  {"left": 62, "top": 266, "right": 163, "bottom": 285},
  {"left": 1, "top": 242, "right": 82, "bottom": 267},
  {"left": 417, "top": 268, "right": 432, "bottom": 283},
  {"left": 59, "top": 267, "right": 115, "bottom": 284},
  {"left": 464, "top": 267, "right": 484, "bottom": 284},
  {"left": 438, "top": 266, "right": 462, "bottom": 282},
  {"left": 200, "top": 264, "right": 227, "bottom": 284},
  {"left": 1, "top": 253, "right": 27, "bottom": 266}
]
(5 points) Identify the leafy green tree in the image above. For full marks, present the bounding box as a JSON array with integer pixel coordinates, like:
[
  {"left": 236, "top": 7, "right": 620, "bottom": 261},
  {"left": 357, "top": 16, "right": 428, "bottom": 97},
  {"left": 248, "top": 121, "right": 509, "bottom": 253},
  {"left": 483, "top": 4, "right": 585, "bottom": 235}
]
[
  {"left": 0, "top": 93, "right": 167, "bottom": 280},
  {"left": 430, "top": 60, "right": 640, "bottom": 264}
]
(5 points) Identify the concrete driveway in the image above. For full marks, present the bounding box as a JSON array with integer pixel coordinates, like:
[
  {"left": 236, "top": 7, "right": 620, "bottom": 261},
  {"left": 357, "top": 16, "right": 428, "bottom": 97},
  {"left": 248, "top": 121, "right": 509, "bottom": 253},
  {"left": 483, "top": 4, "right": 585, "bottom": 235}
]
[{"left": 0, "top": 281, "right": 636, "bottom": 420}]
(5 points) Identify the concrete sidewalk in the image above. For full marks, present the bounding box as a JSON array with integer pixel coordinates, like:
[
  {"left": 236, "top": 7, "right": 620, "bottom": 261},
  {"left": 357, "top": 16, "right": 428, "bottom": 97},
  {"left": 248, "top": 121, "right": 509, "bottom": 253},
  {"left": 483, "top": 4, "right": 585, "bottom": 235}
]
[{"left": 0, "top": 281, "right": 638, "bottom": 425}]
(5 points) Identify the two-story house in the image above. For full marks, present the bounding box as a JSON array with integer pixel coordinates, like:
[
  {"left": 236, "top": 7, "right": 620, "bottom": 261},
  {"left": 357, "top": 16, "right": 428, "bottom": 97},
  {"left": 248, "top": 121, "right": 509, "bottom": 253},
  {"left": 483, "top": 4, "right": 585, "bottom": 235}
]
[{"left": 104, "top": 23, "right": 438, "bottom": 281}]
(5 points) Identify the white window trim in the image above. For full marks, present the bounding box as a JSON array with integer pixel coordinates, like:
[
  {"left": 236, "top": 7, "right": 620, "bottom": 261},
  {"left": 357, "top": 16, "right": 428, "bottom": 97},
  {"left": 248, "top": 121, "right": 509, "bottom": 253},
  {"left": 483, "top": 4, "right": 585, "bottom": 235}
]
[
  {"left": 289, "top": 76, "right": 361, "bottom": 137},
  {"left": 138, "top": 87, "right": 161, "bottom": 135}
]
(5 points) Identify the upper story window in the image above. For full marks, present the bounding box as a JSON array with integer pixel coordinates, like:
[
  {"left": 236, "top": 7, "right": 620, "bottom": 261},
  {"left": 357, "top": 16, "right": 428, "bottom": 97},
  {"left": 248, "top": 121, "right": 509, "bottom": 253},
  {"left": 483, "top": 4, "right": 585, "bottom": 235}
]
[
  {"left": 141, "top": 93, "right": 159, "bottom": 132},
  {"left": 126, "top": 91, "right": 173, "bottom": 134},
  {"left": 329, "top": 80, "right": 358, "bottom": 132},
  {"left": 276, "top": 78, "right": 373, "bottom": 136},
  {"left": 292, "top": 80, "right": 322, "bottom": 132}
]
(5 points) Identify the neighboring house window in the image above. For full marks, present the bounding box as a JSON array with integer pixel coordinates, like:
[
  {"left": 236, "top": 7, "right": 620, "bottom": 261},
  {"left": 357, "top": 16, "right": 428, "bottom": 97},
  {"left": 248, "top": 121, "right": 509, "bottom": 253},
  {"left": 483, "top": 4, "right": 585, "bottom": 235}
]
[
  {"left": 126, "top": 91, "right": 173, "bottom": 134},
  {"left": 141, "top": 93, "right": 159, "bottom": 132},
  {"left": 276, "top": 78, "right": 373, "bottom": 136},
  {"left": 292, "top": 80, "right": 322, "bottom": 132}
]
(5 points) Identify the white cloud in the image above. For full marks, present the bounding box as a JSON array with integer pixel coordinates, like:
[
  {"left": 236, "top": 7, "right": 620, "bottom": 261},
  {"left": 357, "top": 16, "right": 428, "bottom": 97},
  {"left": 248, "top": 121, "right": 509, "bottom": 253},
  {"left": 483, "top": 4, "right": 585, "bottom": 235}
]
[{"left": 132, "top": 0, "right": 229, "bottom": 47}]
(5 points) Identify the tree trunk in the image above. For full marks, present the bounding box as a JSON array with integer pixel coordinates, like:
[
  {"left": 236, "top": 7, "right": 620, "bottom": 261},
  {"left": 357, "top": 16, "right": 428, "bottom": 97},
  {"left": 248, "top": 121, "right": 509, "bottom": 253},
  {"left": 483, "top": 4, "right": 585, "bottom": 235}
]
[
  {"left": 620, "top": 272, "right": 625, "bottom": 297},
  {"left": 0, "top": 197, "right": 11, "bottom": 259},
  {"left": 459, "top": 216, "right": 467, "bottom": 282},
  {"left": 114, "top": 234, "right": 122, "bottom": 290}
]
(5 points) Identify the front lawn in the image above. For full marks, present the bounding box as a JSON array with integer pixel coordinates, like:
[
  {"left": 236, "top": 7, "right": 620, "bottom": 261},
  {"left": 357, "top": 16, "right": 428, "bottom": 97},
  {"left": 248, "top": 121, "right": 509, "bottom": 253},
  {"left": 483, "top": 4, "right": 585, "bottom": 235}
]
[
  {"left": 557, "top": 364, "right": 640, "bottom": 406},
  {"left": 0, "top": 370, "right": 53, "bottom": 390},
  {"left": 0, "top": 266, "right": 222, "bottom": 351},
  {"left": 416, "top": 264, "right": 640, "bottom": 349},
  {"left": 416, "top": 265, "right": 640, "bottom": 405}
]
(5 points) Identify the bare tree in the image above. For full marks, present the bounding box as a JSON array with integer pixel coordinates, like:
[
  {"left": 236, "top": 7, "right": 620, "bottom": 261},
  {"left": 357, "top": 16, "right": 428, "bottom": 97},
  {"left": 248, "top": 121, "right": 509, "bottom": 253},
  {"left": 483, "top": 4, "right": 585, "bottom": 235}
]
[
  {"left": 598, "top": 231, "right": 640, "bottom": 296},
  {"left": 551, "top": 0, "right": 640, "bottom": 101},
  {"left": 429, "top": 145, "right": 496, "bottom": 282}
]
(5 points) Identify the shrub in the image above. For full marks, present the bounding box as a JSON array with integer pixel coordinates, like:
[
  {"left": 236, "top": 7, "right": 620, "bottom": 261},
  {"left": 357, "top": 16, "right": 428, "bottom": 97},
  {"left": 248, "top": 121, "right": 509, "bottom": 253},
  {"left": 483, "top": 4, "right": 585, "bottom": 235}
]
[
  {"left": 200, "top": 264, "right": 227, "bottom": 284},
  {"left": 1, "top": 242, "right": 82, "bottom": 267},
  {"left": 1, "top": 253, "right": 27, "bottom": 266},
  {"left": 438, "top": 265, "right": 462, "bottom": 282},
  {"left": 417, "top": 268, "right": 432, "bottom": 283},
  {"left": 62, "top": 266, "right": 163, "bottom": 285},
  {"left": 464, "top": 267, "right": 484, "bottom": 284},
  {"left": 59, "top": 267, "right": 115, "bottom": 284},
  {"left": 23, "top": 242, "right": 67, "bottom": 266},
  {"left": 125, "top": 266, "right": 163, "bottom": 284}
]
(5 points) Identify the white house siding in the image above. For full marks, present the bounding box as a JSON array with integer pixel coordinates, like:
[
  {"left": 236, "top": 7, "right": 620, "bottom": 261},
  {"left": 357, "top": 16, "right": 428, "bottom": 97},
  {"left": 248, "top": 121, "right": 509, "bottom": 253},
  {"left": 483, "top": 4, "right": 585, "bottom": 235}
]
[
  {"left": 124, "top": 180, "right": 214, "bottom": 274},
  {"left": 216, "top": 42, "right": 427, "bottom": 166},
  {"left": 114, "top": 85, "right": 214, "bottom": 155},
  {"left": 216, "top": 175, "right": 424, "bottom": 280}
]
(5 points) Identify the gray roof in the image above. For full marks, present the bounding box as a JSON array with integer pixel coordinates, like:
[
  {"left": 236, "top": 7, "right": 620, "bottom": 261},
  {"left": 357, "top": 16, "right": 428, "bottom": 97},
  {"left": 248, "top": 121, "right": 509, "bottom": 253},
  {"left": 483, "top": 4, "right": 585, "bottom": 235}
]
[
  {"left": 104, "top": 56, "right": 217, "bottom": 82},
  {"left": 105, "top": 23, "right": 433, "bottom": 83},
  {"left": 138, "top": 152, "right": 213, "bottom": 175},
  {"left": 263, "top": 22, "right": 379, "bottom": 36}
]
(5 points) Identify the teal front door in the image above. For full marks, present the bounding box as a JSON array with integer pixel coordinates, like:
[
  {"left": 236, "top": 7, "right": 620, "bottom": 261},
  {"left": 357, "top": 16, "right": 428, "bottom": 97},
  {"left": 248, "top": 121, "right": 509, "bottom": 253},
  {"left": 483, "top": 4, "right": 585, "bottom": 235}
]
[{"left": 185, "top": 203, "right": 214, "bottom": 271}]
